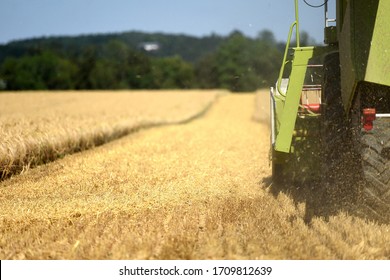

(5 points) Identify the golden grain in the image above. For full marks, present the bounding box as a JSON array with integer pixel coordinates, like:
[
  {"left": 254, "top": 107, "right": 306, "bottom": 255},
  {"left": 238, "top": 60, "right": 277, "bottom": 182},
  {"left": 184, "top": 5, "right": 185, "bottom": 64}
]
[
  {"left": 0, "top": 90, "right": 220, "bottom": 178},
  {"left": 0, "top": 91, "right": 389, "bottom": 260}
]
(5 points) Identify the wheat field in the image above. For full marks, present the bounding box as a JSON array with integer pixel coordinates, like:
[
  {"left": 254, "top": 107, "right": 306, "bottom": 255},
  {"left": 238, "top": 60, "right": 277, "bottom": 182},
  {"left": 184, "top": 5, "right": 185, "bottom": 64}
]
[
  {"left": 0, "top": 90, "right": 220, "bottom": 179},
  {"left": 0, "top": 91, "right": 390, "bottom": 260}
]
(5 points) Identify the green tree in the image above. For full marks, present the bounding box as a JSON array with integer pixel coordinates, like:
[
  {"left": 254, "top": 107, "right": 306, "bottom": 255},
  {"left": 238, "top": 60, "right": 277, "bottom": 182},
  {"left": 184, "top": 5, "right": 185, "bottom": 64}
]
[
  {"left": 88, "top": 41, "right": 155, "bottom": 89},
  {"left": 195, "top": 53, "right": 219, "bottom": 89},
  {"left": 152, "top": 56, "right": 195, "bottom": 89},
  {"left": 38, "top": 52, "right": 77, "bottom": 89},
  {"left": 195, "top": 30, "right": 283, "bottom": 92},
  {"left": 1, "top": 56, "right": 44, "bottom": 90},
  {"left": 257, "top": 29, "right": 276, "bottom": 45},
  {"left": 89, "top": 60, "right": 117, "bottom": 89},
  {"left": 101, "top": 40, "right": 130, "bottom": 89},
  {"left": 0, "top": 52, "right": 77, "bottom": 90},
  {"left": 214, "top": 31, "right": 259, "bottom": 92},
  {"left": 252, "top": 37, "right": 283, "bottom": 88},
  {"left": 126, "top": 50, "right": 154, "bottom": 89},
  {"left": 75, "top": 46, "right": 97, "bottom": 89}
]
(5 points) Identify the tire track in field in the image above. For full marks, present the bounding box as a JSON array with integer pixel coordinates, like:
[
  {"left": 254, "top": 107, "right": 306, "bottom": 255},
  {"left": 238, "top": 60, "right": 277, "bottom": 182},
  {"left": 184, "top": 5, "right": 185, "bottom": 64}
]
[{"left": 0, "top": 92, "right": 389, "bottom": 259}]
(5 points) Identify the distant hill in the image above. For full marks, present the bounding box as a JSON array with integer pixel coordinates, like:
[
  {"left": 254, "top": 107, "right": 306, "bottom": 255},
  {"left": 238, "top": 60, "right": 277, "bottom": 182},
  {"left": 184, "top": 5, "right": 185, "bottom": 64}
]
[
  {"left": 0, "top": 30, "right": 293, "bottom": 92},
  {"left": 0, "top": 31, "right": 225, "bottom": 64}
]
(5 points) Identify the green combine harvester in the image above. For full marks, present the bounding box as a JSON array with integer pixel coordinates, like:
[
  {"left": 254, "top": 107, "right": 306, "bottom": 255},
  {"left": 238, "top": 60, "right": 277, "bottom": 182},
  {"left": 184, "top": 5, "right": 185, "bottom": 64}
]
[{"left": 271, "top": 0, "right": 390, "bottom": 221}]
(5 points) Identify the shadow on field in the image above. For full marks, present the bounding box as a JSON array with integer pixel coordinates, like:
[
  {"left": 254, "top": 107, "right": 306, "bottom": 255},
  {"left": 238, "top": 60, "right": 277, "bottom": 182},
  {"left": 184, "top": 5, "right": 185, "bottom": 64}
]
[{"left": 262, "top": 176, "right": 361, "bottom": 224}]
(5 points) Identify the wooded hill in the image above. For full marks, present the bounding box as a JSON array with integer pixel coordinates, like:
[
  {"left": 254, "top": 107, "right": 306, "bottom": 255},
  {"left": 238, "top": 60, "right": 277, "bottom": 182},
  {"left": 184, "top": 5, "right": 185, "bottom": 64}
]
[
  {"left": 0, "top": 31, "right": 225, "bottom": 65},
  {"left": 0, "top": 30, "right": 313, "bottom": 92}
]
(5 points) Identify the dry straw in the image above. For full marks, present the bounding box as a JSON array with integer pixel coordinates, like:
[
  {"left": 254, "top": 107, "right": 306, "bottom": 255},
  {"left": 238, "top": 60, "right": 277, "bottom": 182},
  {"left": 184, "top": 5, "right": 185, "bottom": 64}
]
[
  {"left": 1, "top": 92, "right": 389, "bottom": 259},
  {"left": 0, "top": 90, "right": 220, "bottom": 179}
]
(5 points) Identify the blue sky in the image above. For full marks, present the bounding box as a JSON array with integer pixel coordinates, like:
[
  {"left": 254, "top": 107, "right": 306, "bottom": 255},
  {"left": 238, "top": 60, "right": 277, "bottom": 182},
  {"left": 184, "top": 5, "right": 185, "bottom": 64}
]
[{"left": 0, "top": 0, "right": 335, "bottom": 44}]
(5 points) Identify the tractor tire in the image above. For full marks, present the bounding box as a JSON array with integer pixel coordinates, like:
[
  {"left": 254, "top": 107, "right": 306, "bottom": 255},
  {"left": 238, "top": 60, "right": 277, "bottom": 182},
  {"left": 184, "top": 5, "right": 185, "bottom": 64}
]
[{"left": 359, "top": 119, "right": 390, "bottom": 222}]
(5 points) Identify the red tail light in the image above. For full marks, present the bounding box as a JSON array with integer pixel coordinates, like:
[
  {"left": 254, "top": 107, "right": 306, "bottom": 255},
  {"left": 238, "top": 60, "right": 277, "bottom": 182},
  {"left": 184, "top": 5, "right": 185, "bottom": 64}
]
[{"left": 362, "top": 108, "right": 376, "bottom": 131}]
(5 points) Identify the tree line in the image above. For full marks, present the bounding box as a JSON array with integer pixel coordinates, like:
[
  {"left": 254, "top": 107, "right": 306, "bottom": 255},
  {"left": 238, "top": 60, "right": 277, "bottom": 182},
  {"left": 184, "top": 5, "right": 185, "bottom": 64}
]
[{"left": 0, "top": 30, "right": 314, "bottom": 92}]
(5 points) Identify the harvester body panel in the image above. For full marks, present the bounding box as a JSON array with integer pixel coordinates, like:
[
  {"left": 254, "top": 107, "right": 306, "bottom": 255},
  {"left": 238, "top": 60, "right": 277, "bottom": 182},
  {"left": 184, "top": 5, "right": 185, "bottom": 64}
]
[{"left": 338, "top": 0, "right": 390, "bottom": 111}]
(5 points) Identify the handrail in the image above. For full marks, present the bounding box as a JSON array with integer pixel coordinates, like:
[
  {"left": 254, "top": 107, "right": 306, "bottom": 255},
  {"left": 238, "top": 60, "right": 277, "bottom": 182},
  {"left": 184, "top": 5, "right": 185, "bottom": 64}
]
[
  {"left": 276, "top": 0, "right": 301, "bottom": 96},
  {"left": 276, "top": 21, "right": 297, "bottom": 96},
  {"left": 295, "top": 0, "right": 300, "bottom": 47}
]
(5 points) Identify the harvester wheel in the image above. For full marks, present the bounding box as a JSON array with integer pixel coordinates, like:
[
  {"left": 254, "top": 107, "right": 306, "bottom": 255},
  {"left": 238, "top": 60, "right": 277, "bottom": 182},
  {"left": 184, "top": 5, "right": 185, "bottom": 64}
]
[
  {"left": 358, "top": 118, "right": 390, "bottom": 222},
  {"left": 322, "top": 53, "right": 390, "bottom": 221}
]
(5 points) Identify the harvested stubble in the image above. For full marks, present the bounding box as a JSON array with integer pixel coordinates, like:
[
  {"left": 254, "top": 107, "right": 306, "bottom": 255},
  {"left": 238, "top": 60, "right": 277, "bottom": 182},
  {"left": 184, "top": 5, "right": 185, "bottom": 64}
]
[
  {"left": 1, "top": 91, "right": 389, "bottom": 260},
  {"left": 0, "top": 90, "right": 220, "bottom": 179}
]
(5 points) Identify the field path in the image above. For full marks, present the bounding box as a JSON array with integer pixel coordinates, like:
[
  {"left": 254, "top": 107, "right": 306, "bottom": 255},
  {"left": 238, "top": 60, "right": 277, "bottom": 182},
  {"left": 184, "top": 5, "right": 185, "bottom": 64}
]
[{"left": 1, "top": 93, "right": 390, "bottom": 259}]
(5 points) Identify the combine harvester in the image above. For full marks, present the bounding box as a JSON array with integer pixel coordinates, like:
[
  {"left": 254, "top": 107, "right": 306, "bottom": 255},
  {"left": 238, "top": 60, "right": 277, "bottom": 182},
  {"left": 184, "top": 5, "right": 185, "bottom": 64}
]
[{"left": 271, "top": 0, "right": 390, "bottom": 220}]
